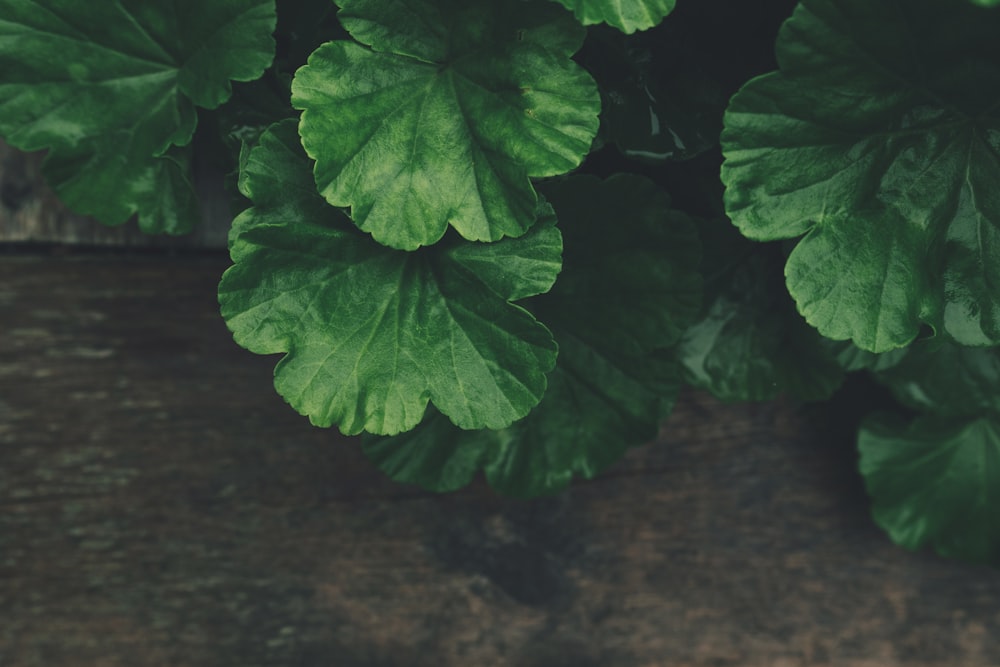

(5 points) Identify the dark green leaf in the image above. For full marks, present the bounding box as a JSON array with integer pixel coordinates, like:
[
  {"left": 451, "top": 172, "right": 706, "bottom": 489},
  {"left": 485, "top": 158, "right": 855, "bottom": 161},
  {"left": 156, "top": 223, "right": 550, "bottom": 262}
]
[
  {"left": 823, "top": 339, "right": 910, "bottom": 374},
  {"left": 291, "top": 0, "right": 600, "bottom": 249},
  {"left": 720, "top": 0, "right": 1000, "bottom": 351},
  {"left": 0, "top": 0, "right": 276, "bottom": 233},
  {"left": 679, "top": 217, "right": 843, "bottom": 402},
  {"left": 219, "top": 120, "right": 560, "bottom": 435},
  {"left": 362, "top": 409, "right": 496, "bottom": 493},
  {"left": 365, "top": 174, "right": 701, "bottom": 496},
  {"left": 872, "top": 341, "right": 1000, "bottom": 417},
  {"left": 859, "top": 412, "right": 1000, "bottom": 566}
]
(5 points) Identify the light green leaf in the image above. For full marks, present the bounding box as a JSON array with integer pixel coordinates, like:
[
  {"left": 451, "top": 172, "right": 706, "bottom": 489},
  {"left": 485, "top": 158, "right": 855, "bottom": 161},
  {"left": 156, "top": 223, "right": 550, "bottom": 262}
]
[
  {"left": 219, "top": 120, "right": 560, "bottom": 435},
  {"left": 291, "top": 0, "right": 600, "bottom": 250},
  {"left": 720, "top": 0, "right": 1000, "bottom": 352},
  {"left": 548, "top": 0, "right": 676, "bottom": 33},
  {"left": 365, "top": 174, "right": 701, "bottom": 496},
  {"left": 0, "top": 0, "right": 276, "bottom": 233},
  {"left": 859, "top": 413, "right": 1000, "bottom": 566}
]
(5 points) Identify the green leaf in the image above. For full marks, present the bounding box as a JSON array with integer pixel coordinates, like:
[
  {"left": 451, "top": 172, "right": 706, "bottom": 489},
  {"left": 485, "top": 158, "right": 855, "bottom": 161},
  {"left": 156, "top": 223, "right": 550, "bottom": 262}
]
[
  {"left": 365, "top": 174, "right": 701, "bottom": 496},
  {"left": 539, "top": 175, "right": 702, "bottom": 354},
  {"left": 362, "top": 409, "right": 496, "bottom": 493},
  {"left": 872, "top": 341, "right": 1000, "bottom": 417},
  {"left": 548, "top": 0, "right": 676, "bottom": 33},
  {"left": 859, "top": 413, "right": 1000, "bottom": 566},
  {"left": 679, "top": 218, "right": 844, "bottom": 402},
  {"left": 366, "top": 345, "right": 682, "bottom": 497},
  {"left": 219, "top": 120, "right": 560, "bottom": 435},
  {"left": 0, "top": 0, "right": 276, "bottom": 233},
  {"left": 823, "top": 339, "right": 910, "bottom": 374},
  {"left": 291, "top": 0, "right": 600, "bottom": 250},
  {"left": 720, "top": 0, "right": 1000, "bottom": 352}
]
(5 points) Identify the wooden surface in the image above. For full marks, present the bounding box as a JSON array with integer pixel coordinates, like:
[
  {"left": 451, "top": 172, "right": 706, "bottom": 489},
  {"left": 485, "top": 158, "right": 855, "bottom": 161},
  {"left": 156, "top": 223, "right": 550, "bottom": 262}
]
[
  {"left": 0, "top": 141, "right": 230, "bottom": 248},
  {"left": 2, "top": 251, "right": 999, "bottom": 667}
]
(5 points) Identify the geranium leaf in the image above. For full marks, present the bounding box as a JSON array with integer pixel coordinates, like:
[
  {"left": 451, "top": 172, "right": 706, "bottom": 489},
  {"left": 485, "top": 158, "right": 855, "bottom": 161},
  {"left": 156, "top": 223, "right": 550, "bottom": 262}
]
[
  {"left": 365, "top": 174, "right": 701, "bottom": 496},
  {"left": 872, "top": 341, "right": 1000, "bottom": 417},
  {"left": 679, "top": 218, "right": 844, "bottom": 402},
  {"left": 824, "top": 339, "right": 910, "bottom": 374},
  {"left": 0, "top": 0, "right": 276, "bottom": 233},
  {"left": 720, "top": 0, "right": 1000, "bottom": 352},
  {"left": 219, "top": 120, "right": 560, "bottom": 435},
  {"left": 291, "top": 0, "right": 600, "bottom": 250},
  {"left": 859, "top": 413, "right": 1000, "bottom": 566},
  {"left": 361, "top": 409, "right": 496, "bottom": 493},
  {"left": 548, "top": 0, "right": 676, "bottom": 33}
]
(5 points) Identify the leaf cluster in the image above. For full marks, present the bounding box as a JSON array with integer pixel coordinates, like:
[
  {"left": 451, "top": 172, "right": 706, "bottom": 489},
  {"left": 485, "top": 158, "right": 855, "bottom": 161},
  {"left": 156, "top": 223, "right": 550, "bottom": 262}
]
[{"left": 3, "top": 0, "right": 1000, "bottom": 565}]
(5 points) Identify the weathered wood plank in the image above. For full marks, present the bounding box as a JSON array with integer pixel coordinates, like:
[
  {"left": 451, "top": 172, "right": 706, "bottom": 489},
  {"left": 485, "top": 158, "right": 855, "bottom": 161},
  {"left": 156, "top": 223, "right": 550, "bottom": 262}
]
[
  {"left": 0, "top": 141, "right": 230, "bottom": 248},
  {"left": 1, "top": 253, "right": 998, "bottom": 666}
]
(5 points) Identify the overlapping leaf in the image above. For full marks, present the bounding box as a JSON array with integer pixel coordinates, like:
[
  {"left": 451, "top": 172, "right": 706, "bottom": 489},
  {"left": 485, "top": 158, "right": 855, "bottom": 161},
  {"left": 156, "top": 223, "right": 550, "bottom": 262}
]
[
  {"left": 365, "top": 174, "right": 701, "bottom": 496},
  {"left": 549, "top": 0, "right": 676, "bottom": 33},
  {"left": 0, "top": 0, "right": 276, "bottom": 233},
  {"left": 872, "top": 341, "right": 1000, "bottom": 417},
  {"left": 291, "top": 0, "right": 600, "bottom": 250},
  {"left": 720, "top": 0, "right": 1000, "bottom": 352},
  {"left": 859, "top": 413, "right": 1000, "bottom": 566},
  {"left": 679, "top": 217, "right": 843, "bottom": 402},
  {"left": 859, "top": 341, "right": 1000, "bottom": 566},
  {"left": 219, "top": 120, "right": 560, "bottom": 435}
]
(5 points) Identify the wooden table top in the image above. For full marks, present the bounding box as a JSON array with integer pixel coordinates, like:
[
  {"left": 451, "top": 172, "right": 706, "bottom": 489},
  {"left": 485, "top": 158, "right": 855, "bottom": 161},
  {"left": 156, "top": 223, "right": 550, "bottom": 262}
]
[{"left": 1, "top": 251, "right": 998, "bottom": 666}]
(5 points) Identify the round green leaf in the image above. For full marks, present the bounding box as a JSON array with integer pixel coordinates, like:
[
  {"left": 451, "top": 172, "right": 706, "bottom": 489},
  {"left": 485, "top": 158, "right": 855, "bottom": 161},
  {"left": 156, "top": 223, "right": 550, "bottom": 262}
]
[
  {"left": 364, "top": 174, "right": 701, "bottom": 496},
  {"left": 721, "top": 0, "right": 1000, "bottom": 352},
  {"left": 291, "top": 0, "right": 600, "bottom": 250},
  {"left": 859, "top": 413, "right": 1000, "bottom": 566},
  {"left": 548, "top": 0, "right": 676, "bottom": 33},
  {"left": 219, "top": 120, "right": 560, "bottom": 435},
  {"left": 0, "top": 0, "right": 276, "bottom": 233}
]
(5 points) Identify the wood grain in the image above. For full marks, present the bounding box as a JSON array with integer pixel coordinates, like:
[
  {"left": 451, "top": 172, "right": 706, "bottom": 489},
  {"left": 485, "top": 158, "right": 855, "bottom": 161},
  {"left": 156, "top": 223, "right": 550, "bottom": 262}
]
[{"left": 1, "top": 253, "right": 998, "bottom": 666}]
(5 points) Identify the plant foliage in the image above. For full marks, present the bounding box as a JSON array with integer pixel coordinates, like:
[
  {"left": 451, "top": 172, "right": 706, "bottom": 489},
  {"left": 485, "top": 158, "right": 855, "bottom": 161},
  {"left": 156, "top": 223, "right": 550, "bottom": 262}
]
[
  {"left": 721, "top": 0, "right": 1000, "bottom": 353},
  {"left": 3, "top": 0, "right": 1000, "bottom": 567},
  {"left": 219, "top": 120, "right": 560, "bottom": 435},
  {"left": 0, "top": 0, "right": 276, "bottom": 232}
]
